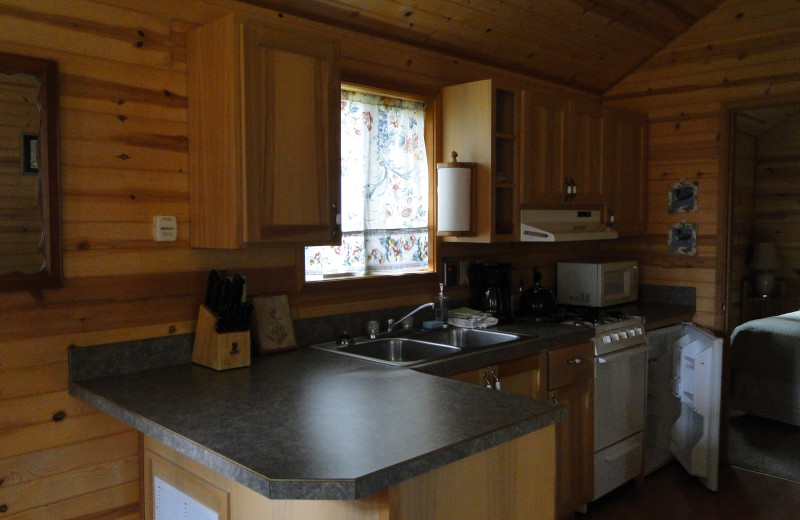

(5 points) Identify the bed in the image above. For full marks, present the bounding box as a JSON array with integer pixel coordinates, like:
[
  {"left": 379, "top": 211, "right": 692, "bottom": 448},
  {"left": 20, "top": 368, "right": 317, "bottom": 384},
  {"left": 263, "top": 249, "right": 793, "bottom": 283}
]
[{"left": 730, "top": 310, "right": 800, "bottom": 426}]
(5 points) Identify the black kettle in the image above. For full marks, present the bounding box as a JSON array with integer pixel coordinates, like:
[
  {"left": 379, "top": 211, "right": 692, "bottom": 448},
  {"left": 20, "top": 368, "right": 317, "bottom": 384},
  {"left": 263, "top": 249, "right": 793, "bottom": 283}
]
[{"left": 519, "top": 267, "right": 556, "bottom": 318}]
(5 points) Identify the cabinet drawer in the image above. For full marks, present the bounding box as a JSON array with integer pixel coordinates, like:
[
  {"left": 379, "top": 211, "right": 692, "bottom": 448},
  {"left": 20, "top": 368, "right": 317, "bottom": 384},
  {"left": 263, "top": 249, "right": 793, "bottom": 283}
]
[{"left": 548, "top": 342, "right": 593, "bottom": 389}]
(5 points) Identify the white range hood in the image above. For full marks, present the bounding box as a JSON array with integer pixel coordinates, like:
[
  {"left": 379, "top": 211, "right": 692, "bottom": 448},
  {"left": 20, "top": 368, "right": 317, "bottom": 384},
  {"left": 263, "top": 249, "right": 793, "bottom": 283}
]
[{"left": 520, "top": 209, "right": 618, "bottom": 242}]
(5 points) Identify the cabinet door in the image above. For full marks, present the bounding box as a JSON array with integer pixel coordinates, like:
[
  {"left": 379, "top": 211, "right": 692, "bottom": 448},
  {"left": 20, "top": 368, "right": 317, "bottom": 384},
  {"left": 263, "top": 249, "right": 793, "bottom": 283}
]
[
  {"left": 144, "top": 445, "right": 230, "bottom": 520},
  {"left": 565, "top": 96, "right": 603, "bottom": 205},
  {"left": 602, "top": 107, "right": 647, "bottom": 237},
  {"left": 442, "top": 80, "right": 519, "bottom": 243},
  {"left": 548, "top": 341, "right": 594, "bottom": 518},
  {"left": 188, "top": 16, "right": 340, "bottom": 248},
  {"left": 520, "top": 91, "right": 566, "bottom": 206},
  {"left": 448, "top": 354, "right": 542, "bottom": 397},
  {"left": 449, "top": 366, "right": 488, "bottom": 386},
  {"left": 241, "top": 23, "right": 341, "bottom": 245},
  {"left": 550, "top": 379, "right": 593, "bottom": 519},
  {"left": 497, "top": 353, "right": 544, "bottom": 398},
  {"left": 521, "top": 92, "right": 603, "bottom": 207}
]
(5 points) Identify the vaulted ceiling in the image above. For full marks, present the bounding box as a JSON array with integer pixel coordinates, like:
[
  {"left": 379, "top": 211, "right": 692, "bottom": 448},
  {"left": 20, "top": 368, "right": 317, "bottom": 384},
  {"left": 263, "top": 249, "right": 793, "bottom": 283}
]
[{"left": 239, "top": 0, "right": 727, "bottom": 93}]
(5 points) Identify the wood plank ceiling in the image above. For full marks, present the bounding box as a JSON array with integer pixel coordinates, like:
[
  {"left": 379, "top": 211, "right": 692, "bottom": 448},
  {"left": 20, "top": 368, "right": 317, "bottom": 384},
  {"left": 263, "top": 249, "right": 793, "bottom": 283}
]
[{"left": 238, "top": 0, "right": 726, "bottom": 93}]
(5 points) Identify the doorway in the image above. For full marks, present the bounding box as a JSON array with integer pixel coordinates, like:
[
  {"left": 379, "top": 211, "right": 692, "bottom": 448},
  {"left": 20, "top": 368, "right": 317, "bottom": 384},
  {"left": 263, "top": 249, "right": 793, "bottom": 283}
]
[{"left": 722, "top": 97, "right": 800, "bottom": 481}]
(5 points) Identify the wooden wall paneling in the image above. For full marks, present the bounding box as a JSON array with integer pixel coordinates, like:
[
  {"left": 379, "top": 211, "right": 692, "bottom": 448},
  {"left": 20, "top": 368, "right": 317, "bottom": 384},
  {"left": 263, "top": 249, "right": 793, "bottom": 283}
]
[
  {"left": 754, "top": 115, "right": 800, "bottom": 290},
  {"left": 0, "top": 454, "right": 139, "bottom": 515},
  {"left": 0, "top": 4, "right": 177, "bottom": 67},
  {"left": 0, "top": 430, "right": 138, "bottom": 487},
  {"left": 0, "top": 0, "right": 484, "bottom": 515},
  {"left": 0, "top": 391, "right": 112, "bottom": 433},
  {"left": 1, "top": 481, "right": 141, "bottom": 520},
  {"left": 1, "top": 406, "right": 131, "bottom": 460},
  {"left": 0, "top": 0, "right": 795, "bottom": 517},
  {"left": 0, "top": 362, "right": 67, "bottom": 401}
]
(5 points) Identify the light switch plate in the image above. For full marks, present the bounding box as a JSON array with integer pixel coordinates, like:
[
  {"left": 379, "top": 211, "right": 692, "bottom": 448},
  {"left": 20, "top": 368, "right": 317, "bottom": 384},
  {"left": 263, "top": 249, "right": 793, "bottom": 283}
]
[{"left": 153, "top": 215, "right": 177, "bottom": 242}]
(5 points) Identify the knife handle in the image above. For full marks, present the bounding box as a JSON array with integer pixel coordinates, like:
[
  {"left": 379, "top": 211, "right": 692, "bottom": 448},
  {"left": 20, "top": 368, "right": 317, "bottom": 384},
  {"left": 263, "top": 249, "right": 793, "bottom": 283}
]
[{"left": 205, "top": 270, "right": 222, "bottom": 310}]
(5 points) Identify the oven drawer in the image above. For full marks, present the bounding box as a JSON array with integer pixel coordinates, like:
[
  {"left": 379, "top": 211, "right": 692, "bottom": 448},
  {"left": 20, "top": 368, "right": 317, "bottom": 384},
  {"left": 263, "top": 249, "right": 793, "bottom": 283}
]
[
  {"left": 593, "top": 432, "right": 644, "bottom": 500},
  {"left": 548, "top": 341, "right": 594, "bottom": 389}
]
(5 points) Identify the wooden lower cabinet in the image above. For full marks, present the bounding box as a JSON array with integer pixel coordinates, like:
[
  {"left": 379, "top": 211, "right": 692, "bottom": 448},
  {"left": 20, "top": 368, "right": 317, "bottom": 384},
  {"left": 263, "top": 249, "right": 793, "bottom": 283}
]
[
  {"left": 547, "top": 342, "right": 594, "bottom": 519},
  {"left": 449, "top": 353, "right": 543, "bottom": 398},
  {"left": 549, "top": 379, "right": 593, "bottom": 518},
  {"left": 451, "top": 343, "right": 594, "bottom": 520},
  {"left": 143, "top": 428, "right": 555, "bottom": 520}
]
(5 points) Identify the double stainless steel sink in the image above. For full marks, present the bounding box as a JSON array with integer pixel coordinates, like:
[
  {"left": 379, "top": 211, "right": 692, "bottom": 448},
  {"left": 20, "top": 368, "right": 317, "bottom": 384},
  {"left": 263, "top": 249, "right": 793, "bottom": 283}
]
[{"left": 312, "top": 328, "right": 525, "bottom": 366}]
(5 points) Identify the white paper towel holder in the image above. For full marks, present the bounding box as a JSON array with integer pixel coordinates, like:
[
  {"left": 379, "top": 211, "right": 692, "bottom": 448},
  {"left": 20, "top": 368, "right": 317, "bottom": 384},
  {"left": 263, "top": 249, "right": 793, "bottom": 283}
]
[{"left": 436, "top": 151, "right": 476, "bottom": 236}]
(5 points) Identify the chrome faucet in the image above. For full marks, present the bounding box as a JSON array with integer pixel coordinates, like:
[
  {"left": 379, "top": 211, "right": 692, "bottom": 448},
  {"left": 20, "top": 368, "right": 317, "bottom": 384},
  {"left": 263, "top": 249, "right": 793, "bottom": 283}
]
[{"left": 387, "top": 302, "right": 435, "bottom": 333}]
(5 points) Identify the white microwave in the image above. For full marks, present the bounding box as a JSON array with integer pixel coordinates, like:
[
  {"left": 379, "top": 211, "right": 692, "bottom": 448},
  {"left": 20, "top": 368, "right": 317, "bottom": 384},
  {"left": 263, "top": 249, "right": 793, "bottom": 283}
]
[{"left": 556, "top": 261, "right": 639, "bottom": 307}]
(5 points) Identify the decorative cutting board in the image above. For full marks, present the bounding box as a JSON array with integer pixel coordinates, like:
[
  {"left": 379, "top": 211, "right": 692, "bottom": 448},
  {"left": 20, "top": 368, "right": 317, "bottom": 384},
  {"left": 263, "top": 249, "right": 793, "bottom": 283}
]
[{"left": 251, "top": 294, "right": 297, "bottom": 354}]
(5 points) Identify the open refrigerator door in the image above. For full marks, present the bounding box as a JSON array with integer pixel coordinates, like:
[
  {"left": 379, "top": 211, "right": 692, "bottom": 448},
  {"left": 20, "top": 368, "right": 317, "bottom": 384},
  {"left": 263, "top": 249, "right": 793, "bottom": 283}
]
[{"left": 645, "top": 323, "right": 723, "bottom": 491}]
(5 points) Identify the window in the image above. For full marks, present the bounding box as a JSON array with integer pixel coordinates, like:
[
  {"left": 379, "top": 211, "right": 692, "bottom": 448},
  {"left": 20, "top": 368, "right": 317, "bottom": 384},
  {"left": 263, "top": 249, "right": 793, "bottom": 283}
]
[{"left": 304, "top": 88, "right": 430, "bottom": 281}]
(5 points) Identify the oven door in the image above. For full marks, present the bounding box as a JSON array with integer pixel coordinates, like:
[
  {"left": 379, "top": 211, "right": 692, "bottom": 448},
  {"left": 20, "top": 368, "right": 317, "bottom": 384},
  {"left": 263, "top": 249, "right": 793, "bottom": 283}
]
[{"left": 594, "top": 344, "right": 648, "bottom": 452}]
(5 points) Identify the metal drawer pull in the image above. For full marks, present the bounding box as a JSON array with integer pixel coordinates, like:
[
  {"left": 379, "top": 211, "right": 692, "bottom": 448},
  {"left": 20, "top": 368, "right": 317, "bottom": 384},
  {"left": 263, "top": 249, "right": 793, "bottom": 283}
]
[{"left": 565, "top": 358, "right": 582, "bottom": 364}]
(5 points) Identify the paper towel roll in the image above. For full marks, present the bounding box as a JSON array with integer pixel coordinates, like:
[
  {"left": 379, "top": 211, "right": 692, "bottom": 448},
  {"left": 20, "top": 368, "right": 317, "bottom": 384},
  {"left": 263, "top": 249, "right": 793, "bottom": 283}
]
[{"left": 437, "top": 166, "right": 471, "bottom": 232}]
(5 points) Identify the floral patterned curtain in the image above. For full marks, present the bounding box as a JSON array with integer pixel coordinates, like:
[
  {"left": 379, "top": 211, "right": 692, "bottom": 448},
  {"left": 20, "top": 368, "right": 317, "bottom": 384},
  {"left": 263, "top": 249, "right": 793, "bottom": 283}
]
[{"left": 305, "top": 90, "right": 429, "bottom": 279}]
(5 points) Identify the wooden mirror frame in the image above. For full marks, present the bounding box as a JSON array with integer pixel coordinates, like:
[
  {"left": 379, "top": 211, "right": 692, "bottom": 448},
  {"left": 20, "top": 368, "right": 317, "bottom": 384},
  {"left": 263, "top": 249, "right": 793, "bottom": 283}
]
[{"left": 0, "top": 52, "right": 61, "bottom": 293}]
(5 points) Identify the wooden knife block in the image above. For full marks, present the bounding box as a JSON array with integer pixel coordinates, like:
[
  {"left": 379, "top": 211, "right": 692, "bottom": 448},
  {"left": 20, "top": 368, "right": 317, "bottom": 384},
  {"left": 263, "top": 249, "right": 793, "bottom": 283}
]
[{"left": 192, "top": 305, "right": 251, "bottom": 370}]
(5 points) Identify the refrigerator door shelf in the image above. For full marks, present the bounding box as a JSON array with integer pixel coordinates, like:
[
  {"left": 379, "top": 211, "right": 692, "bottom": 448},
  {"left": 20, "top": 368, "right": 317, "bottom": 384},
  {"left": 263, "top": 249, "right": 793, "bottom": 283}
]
[{"left": 645, "top": 323, "right": 723, "bottom": 491}]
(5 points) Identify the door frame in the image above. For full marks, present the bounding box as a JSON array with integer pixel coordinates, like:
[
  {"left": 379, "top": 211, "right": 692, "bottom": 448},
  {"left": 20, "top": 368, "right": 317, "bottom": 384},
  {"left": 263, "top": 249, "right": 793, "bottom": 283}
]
[{"left": 718, "top": 92, "right": 800, "bottom": 463}]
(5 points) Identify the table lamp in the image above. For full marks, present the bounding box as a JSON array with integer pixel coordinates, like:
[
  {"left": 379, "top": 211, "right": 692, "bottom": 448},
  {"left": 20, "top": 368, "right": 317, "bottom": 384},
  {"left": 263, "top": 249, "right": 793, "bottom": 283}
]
[{"left": 750, "top": 242, "right": 782, "bottom": 297}]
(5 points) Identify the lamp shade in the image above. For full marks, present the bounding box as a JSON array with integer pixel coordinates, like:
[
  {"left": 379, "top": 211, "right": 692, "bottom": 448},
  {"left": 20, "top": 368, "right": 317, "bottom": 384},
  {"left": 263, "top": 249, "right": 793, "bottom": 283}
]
[{"left": 750, "top": 242, "right": 782, "bottom": 271}]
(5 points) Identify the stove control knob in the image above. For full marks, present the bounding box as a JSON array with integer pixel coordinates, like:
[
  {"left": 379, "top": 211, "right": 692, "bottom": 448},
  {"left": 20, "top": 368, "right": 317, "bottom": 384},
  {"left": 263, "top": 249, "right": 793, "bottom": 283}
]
[
  {"left": 612, "top": 333, "right": 620, "bottom": 341},
  {"left": 620, "top": 331, "right": 628, "bottom": 339},
  {"left": 603, "top": 335, "right": 612, "bottom": 344},
  {"left": 636, "top": 327, "right": 643, "bottom": 335},
  {"left": 628, "top": 329, "right": 637, "bottom": 337}
]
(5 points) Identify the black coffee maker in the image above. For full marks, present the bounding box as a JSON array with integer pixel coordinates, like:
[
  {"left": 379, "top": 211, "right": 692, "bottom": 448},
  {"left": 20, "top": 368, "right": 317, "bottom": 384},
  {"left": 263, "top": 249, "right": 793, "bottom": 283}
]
[{"left": 467, "top": 262, "right": 513, "bottom": 323}]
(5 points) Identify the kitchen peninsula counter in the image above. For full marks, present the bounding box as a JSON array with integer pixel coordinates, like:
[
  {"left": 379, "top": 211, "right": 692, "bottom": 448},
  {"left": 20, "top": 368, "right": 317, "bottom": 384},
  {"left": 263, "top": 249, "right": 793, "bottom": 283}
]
[{"left": 68, "top": 324, "right": 591, "bottom": 502}]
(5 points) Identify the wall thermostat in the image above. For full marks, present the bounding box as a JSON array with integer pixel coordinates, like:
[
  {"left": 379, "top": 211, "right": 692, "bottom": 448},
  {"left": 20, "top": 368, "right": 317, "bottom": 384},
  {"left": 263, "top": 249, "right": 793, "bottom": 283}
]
[{"left": 153, "top": 215, "right": 177, "bottom": 242}]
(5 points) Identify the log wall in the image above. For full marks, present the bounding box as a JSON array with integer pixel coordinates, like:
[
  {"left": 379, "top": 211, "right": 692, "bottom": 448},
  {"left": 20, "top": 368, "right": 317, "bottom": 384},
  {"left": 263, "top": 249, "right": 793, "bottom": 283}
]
[
  {"left": 4, "top": 0, "right": 798, "bottom": 516},
  {"left": 604, "top": 0, "right": 800, "bottom": 330},
  {"left": 754, "top": 114, "right": 800, "bottom": 293},
  {"left": 0, "top": 1, "right": 604, "bottom": 517}
]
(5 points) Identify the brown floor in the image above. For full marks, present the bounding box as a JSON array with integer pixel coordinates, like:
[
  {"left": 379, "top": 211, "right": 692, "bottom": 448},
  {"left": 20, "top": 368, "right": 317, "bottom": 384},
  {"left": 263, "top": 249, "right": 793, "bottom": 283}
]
[{"left": 582, "top": 462, "right": 800, "bottom": 520}]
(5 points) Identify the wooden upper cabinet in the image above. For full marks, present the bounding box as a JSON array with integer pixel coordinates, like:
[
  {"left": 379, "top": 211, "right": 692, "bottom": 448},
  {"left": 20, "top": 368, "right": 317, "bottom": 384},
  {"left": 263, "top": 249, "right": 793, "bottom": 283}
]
[
  {"left": 520, "top": 91, "right": 566, "bottom": 206},
  {"left": 520, "top": 92, "right": 603, "bottom": 207},
  {"left": 441, "top": 79, "right": 520, "bottom": 243},
  {"left": 188, "top": 15, "right": 341, "bottom": 248},
  {"left": 601, "top": 107, "right": 648, "bottom": 237},
  {"left": 565, "top": 96, "right": 603, "bottom": 204}
]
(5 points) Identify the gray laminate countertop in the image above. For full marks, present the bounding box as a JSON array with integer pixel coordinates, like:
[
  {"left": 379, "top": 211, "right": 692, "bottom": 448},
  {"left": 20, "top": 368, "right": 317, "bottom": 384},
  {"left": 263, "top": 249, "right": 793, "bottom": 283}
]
[
  {"left": 69, "top": 327, "right": 582, "bottom": 501},
  {"left": 68, "top": 301, "right": 691, "bottom": 502}
]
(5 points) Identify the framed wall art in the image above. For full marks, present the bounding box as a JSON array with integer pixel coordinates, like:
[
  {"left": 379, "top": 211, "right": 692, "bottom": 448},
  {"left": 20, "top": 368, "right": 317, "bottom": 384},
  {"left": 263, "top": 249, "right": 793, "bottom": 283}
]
[
  {"left": 668, "top": 179, "right": 698, "bottom": 214},
  {"left": 668, "top": 221, "right": 698, "bottom": 255},
  {"left": 250, "top": 294, "right": 297, "bottom": 354}
]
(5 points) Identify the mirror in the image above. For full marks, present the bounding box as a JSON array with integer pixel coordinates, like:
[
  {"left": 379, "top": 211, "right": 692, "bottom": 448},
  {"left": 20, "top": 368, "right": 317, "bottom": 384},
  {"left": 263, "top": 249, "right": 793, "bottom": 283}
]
[{"left": 0, "top": 52, "right": 61, "bottom": 293}]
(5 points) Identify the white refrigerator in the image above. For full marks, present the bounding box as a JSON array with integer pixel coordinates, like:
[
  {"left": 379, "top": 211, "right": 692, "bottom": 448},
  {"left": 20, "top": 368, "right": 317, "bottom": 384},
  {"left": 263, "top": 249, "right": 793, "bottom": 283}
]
[{"left": 645, "top": 323, "right": 723, "bottom": 491}]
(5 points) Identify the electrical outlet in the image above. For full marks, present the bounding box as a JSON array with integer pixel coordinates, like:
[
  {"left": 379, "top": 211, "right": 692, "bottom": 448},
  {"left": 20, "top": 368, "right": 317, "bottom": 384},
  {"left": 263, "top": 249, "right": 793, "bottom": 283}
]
[
  {"left": 153, "top": 215, "right": 177, "bottom": 242},
  {"left": 459, "top": 260, "right": 470, "bottom": 285}
]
